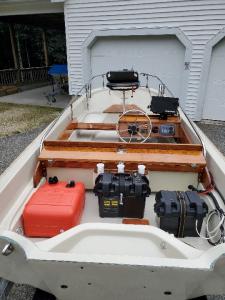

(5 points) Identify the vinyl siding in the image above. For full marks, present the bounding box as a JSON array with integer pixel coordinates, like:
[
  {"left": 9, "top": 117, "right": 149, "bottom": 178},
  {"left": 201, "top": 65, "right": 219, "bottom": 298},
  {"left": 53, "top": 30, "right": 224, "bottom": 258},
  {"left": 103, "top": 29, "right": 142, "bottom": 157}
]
[{"left": 64, "top": 0, "right": 225, "bottom": 119}]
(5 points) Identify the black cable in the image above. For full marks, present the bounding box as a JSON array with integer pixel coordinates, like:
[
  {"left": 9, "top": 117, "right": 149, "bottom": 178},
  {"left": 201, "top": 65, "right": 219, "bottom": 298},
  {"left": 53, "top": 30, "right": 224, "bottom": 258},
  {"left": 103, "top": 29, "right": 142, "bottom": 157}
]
[
  {"left": 208, "top": 191, "right": 223, "bottom": 213},
  {"left": 207, "top": 191, "right": 225, "bottom": 245},
  {"left": 206, "top": 208, "right": 225, "bottom": 246},
  {"left": 214, "top": 185, "right": 225, "bottom": 204},
  {"left": 188, "top": 185, "right": 225, "bottom": 245},
  {"left": 188, "top": 185, "right": 221, "bottom": 211}
]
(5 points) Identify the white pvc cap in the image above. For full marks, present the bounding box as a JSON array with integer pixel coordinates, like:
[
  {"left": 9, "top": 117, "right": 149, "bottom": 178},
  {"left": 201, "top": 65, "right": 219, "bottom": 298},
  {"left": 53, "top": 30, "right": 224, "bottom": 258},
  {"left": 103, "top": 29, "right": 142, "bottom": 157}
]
[
  {"left": 117, "top": 162, "right": 125, "bottom": 173},
  {"left": 97, "top": 163, "right": 105, "bottom": 174},
  {"left": 138, "top": 164, "right": 146, "bottom": 175}
]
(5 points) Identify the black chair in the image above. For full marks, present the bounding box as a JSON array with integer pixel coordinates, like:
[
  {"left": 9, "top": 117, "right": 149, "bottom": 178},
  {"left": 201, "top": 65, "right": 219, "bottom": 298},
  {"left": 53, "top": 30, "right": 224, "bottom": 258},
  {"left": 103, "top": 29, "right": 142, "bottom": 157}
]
[{"left": 106, "top": 70, "right": 140, "bottom": 91}]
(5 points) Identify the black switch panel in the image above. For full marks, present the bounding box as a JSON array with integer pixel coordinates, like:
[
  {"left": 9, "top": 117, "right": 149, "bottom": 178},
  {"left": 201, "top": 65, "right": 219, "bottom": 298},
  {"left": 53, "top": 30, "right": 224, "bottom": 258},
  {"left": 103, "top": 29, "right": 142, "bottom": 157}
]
[{"left": 159, "top": 124, "right": 175, "bottom": 136}]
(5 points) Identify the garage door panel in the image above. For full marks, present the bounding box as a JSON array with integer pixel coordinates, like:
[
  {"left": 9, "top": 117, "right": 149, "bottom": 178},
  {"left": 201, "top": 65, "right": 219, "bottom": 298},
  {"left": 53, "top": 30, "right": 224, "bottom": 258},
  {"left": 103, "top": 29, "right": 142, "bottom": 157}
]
[
  {"left": 91, "top": 36, "right": 185, "bottom": 98},
  {"left": 203, "top": 38, "right": 225, "bottom": 120}
]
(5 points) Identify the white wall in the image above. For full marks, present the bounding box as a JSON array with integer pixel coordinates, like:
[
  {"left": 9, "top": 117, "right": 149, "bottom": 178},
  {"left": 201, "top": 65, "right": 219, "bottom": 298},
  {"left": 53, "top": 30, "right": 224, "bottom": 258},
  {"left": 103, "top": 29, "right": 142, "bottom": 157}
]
[
  {"left": 64, "top": 0, "right": 225, "bottom": 120},
  {"left": 202, "top": 37, "right": 225, "bottom": 121},
  {"left": 90, "top": 36, "right": 185, "bottom": 98}
]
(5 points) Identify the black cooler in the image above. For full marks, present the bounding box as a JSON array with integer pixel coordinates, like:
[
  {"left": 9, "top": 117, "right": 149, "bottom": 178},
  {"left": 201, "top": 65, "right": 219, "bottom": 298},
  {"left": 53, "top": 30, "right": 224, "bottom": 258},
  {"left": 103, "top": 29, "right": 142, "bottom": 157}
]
[
  {"left": 154, "top": 190, "right": 208, "bottom": 237},
  {"left": 94, "top": 173, "right": 151, "bottom": 218}
]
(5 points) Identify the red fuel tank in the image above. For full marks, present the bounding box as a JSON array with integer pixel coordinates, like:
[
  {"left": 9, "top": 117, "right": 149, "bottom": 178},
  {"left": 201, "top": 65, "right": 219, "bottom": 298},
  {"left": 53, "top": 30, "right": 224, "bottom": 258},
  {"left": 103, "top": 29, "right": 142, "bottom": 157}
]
[{"left": 23, "top": 181, "right": 85, "bottom": 237}]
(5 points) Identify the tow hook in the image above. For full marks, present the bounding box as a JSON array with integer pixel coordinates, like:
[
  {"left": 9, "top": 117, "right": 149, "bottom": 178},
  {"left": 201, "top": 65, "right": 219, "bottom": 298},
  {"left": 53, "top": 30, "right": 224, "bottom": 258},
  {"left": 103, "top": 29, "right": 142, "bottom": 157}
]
[{"left": 2, "top": 243, "right": 14, "bottom": 256}]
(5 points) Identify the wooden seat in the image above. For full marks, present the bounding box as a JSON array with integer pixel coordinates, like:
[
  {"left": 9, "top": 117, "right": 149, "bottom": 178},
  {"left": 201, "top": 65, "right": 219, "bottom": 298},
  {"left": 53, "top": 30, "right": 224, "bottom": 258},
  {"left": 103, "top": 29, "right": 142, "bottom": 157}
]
[{"left": 38, "top": 141, "right": 206, "bottom": 173}]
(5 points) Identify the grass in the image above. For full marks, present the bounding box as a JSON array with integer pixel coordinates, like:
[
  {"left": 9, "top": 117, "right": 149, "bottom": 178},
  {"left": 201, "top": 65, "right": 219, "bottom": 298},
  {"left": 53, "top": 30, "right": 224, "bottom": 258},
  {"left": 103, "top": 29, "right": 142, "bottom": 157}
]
[{"left": 0, "top": 102, "right": 62, "bottom": 137}]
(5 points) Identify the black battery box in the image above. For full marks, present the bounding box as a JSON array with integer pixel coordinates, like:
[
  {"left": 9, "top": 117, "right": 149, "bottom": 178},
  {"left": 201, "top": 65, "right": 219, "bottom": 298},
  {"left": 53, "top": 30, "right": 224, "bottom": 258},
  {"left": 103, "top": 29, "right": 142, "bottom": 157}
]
[
  {"left": 94, "top": 173, "right": 151, "bottom": 218},
  {"left": 154, "top": 190, "right": 208, "bottom": 237}
]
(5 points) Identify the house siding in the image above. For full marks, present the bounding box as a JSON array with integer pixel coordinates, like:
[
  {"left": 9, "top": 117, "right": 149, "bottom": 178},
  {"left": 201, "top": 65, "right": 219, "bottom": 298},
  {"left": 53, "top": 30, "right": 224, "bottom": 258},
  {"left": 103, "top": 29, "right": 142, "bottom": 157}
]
[{"left": 64, "top": 0, "right": 225, "bottom": 119}]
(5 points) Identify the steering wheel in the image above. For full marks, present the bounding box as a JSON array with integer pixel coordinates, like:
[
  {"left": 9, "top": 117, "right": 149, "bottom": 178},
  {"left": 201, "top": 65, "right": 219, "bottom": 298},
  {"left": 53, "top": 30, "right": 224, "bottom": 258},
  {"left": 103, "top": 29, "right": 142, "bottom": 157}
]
[{"left": 116, "top": 109, "right": 152, "bottom": 143}]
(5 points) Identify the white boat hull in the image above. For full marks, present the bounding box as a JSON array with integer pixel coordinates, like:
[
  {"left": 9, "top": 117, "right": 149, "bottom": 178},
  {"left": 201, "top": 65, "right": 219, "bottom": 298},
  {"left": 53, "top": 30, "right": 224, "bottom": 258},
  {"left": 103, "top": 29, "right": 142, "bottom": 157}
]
[{"left": 0, "top": 88, "right": 225, "bottom": 299}]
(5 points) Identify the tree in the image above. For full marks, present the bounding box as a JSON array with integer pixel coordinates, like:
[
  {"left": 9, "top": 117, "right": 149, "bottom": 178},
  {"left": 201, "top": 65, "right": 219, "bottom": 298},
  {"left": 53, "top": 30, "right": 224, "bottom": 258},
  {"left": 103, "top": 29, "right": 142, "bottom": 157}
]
[
  {"left": 0, "top": 22, "right": 14, "bottom": 69},
  {"left": 0, "top": 22, "right": 67, "bottom": 70}
]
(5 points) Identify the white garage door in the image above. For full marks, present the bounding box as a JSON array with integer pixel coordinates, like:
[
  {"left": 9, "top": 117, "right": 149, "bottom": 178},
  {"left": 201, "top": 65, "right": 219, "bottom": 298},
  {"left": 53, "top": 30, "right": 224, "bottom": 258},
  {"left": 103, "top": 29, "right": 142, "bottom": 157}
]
[
  {"left": 91, "top": 36, "right": 185, "bottom": 98},
  {"left": 203, "top": 38, "right": 225, "bottom": 120}
]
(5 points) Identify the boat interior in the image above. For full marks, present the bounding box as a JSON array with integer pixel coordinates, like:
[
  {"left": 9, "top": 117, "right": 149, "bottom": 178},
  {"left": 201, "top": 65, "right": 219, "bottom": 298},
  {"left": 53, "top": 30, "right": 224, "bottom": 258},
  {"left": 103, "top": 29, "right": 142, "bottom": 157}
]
[{"left": 6, "top": 70, "right": 225, "bottom": 253}]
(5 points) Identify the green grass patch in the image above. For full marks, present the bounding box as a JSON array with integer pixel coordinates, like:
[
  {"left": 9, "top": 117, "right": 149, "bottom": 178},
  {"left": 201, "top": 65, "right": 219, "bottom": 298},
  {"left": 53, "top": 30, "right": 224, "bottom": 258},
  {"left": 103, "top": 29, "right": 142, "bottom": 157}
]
[{"left": 0, "top": 102, "right": 62, "bottom": 137}]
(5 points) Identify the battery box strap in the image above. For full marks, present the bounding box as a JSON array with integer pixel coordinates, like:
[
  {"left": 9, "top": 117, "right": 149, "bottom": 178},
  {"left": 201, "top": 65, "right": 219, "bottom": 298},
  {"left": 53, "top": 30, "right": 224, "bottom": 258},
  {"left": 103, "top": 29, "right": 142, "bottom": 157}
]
[
  {"left": 119, "top": 175, "right": 126, "bottom": 194},
  {"left": 135, "top": 180, "right": 142, "bottom": 197},
  {"left": 177, "top": 192, "right": 186, "bottom": 238}
]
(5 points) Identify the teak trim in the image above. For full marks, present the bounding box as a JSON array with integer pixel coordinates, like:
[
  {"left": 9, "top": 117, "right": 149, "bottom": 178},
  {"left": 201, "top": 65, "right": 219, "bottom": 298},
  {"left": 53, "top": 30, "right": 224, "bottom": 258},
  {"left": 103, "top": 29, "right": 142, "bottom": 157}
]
[
  {"left": 40, "top": 139, "right": 205, "bottom": 173},
  {"left": 57, "top": 116, "right": 191, "bottom": 142},
  {"left": 67, "top": 117, "right": 181, "bottom": 130},
  {"left": 179, "top": 123, "right": 193, "bottom": 144},
  {"left": 67, "top": 122, "right": 116, "bottom": 131},
  {"left": 44, "top": 140, "right": 202, "bottom": 151},
  {"left": 42, "top": 160, "right": 205, "bottom": 173},
  {"left": 33, "top": 161, "right": 46, "bottom": 187}
]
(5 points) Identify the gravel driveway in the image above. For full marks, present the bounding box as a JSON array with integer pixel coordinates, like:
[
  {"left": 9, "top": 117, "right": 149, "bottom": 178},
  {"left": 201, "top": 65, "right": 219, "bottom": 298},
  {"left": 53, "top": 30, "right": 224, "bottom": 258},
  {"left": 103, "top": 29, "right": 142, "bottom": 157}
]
[
  {"left": 1, "top": 121, "right": 225, "bottom": 299},
  {"left": 196, "top": 121, "right": 225, "bottom": 156},
  {"left": 0, "top": 126, "right": 48, "bottom": 299},
  {"left": 0, "top": 125, "right": 46, "bottom": 175}
]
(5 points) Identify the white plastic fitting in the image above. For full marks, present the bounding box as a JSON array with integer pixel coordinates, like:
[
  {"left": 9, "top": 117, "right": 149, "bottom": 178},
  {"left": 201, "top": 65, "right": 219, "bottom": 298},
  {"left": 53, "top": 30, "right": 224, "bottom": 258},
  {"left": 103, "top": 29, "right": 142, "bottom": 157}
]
[
  {"left": 138, "top": 164, "right": 146, "bottom": 175},
  {"left": 117, "top": 162, "right": 125, "bottom": 173},
  {"left": 97, "top": 163, "right": 105, "bottom": 174}
]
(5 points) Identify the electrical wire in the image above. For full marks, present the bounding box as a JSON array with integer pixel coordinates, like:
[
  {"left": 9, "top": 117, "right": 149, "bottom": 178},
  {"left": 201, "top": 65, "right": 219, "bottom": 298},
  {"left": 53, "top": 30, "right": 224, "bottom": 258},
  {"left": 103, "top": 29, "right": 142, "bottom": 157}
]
[
  {"left": 206, "top": 191, "right": 225, "bottom": 245},
  {"left": 189, "top": 184, "right": 225, "bottom": 245},
  {"left": 196, "top": 210, "right": 225, "bottom": 241}
]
